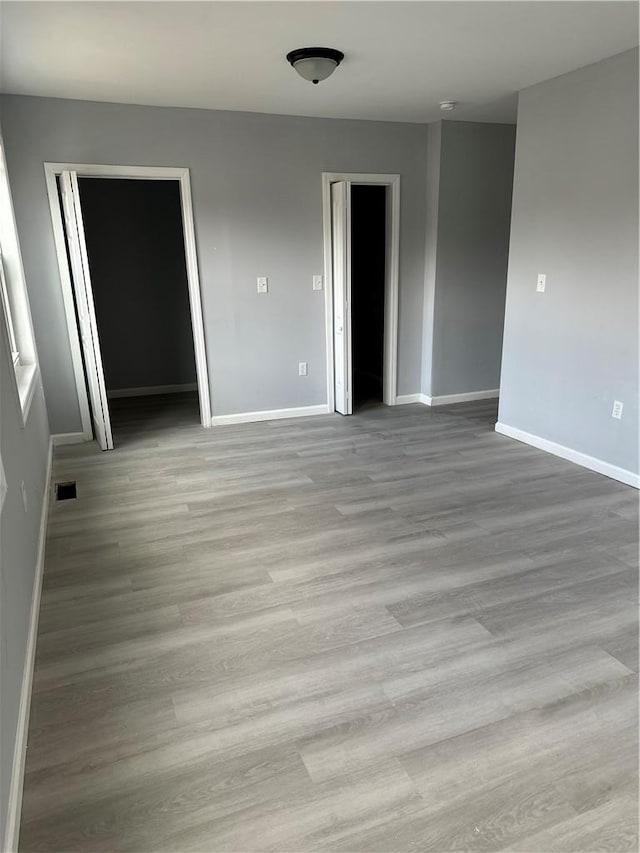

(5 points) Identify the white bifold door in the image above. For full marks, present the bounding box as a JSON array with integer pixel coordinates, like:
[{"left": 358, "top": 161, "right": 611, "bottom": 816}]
[
  {"left": 331, "top": 181, "right": 352, "bottom": 415},
  {"left": 60, "top": 171, "right": 113, "bottom": 450}
]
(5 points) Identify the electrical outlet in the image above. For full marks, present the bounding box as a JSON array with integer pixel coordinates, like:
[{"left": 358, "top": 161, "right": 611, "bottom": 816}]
[
  {"left": 536, "top": 273, "right": 546, "bottom": 292},
  {"left": 312, "top": 275, "right": 323, "bottom": 291},
  {"left": 612, "top": 400, "right": 624, "bottom": 420},
  {"left": 256, "top": 277, "right": 268, "bottom": 294},
  {"left": 298, "top": 362, "right": 308, "bottom": 376},
  {"left": 20, "top": 481, "right": 28, "bottom": 512}
]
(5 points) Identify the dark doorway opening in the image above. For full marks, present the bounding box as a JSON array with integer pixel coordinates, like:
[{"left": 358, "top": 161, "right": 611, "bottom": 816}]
[
  {"left": 77, "top": 178, "right": 199, "bottom": 439},
  {"left": 351, "top": 185, "right": 386, "bottom": 411}
]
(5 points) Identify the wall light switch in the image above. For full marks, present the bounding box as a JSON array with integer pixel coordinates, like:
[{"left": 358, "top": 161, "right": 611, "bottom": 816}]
[
  {"left": 612, "top": 400, "right": 624, "bottom": 420},
  {"left": 298, "top": 362, "right": 308, "bottom": 376},
  {"left": 536, "top": 273, "right": 546, "bottom": 292},
  {"left": 313, "top": 275, "right": 323, "bottom": 291},
  {"left": 257, "top": 277, "right": 268, "bottom": 294}
]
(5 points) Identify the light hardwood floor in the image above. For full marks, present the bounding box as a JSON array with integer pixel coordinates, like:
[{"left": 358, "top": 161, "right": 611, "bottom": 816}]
[{"left": 20, "top": 395, "right": 639, "bottom": 852}]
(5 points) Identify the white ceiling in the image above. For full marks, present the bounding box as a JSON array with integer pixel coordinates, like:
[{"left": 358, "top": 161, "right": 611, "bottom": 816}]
[{"left": 1, "top": 1, "right": 637, "bottom": 124}]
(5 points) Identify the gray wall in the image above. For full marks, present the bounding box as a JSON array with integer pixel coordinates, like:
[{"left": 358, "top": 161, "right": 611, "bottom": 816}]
[
  {"left": 78, "top": 177, "right": 196, "bottom": 392},
  {"left": 0, "top": 96, "right": 429, "bottom": 431},
  {"left": 427, "top": 120, "right": 516, "bottom": 397},
  {"left": 0, "top": 322, "right": 50, "bottom": 842},
  {"left": 498, "top": 48, "right": 639, "bottom": 475},
  {"left": 421, "top": 121, "right": 441, "bottom": 398}
]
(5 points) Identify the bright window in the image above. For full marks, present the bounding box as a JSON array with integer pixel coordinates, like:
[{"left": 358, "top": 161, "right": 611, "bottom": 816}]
[
  {"left": 0, "top": 137, "right": 39, "bottom": 421},
  {"left": 0, "top": 248, "right": 19, "bottom": 364}
]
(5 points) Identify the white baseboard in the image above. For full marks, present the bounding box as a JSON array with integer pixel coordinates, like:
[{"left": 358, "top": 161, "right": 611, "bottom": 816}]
[
  {"left": 395, "top": 390, "right": 499, "bottom": 407},
  {"left": 429, "top": 389, "right": 500, "bottom": 406},
  {"left": 3, "top": 438, "right": 53, "bottom": 853},
  {"left": 52, "top": 432, "right": 89, "bottom": 446},
  {"left": 211, "top": 404, "right": 331, "bottom": 426},
  {"left": 107, "top": 383, "right": 197, "bottom": 399},
  {"left": 395, "top": 393, "right": 431, "bottom": 406},
  {"left": 495, "top": 422, "right": 639, "bottom": 489}
]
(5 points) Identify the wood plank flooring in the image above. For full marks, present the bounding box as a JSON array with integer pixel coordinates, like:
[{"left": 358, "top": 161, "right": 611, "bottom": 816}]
[{"left": 20, "top": 395, "right": 639, "bottom": 851}]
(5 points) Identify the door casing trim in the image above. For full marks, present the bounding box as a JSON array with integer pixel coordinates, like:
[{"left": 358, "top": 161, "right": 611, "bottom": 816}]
[
  {"left": 44, "top": 162, "right": 212, "bottom": 436},
  {"left": 321, "top": 172, "right": 400, "bottom": 412}
]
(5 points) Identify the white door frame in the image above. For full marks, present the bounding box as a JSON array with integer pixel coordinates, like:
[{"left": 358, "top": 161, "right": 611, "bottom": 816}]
[
  {"left": 322, "top": 172, "right": 400, "bottom": 412},
  {"left": 44, "top": 162, "right": 212, "bottom": 437}
]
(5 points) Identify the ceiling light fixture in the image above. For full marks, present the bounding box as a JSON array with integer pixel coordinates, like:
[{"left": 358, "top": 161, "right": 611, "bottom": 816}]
[
  {"left": 286, "top": 47, "right": 344, "bottom": 85},
  {"left": 439, "top": 101, "right": 457, "bottom": 111}
]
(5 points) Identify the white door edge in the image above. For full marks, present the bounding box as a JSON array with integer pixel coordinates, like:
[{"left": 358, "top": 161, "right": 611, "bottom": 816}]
[
  {"left": 59, "top": 170, "right": 113, "bottom": 450},
  {"left": 330, "top": 181, "right": 352, "bottom": 415}
]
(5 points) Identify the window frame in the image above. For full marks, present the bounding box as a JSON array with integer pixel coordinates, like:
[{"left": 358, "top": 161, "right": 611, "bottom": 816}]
[
  {"left": 0, "top": 136, "right": 40, "bottom": 423},
  {"left": 0, "top": 247, "right": 19, "bottom": 366},
  {"left": 0, "top": 453, "right": 6, "bottom": 513}
]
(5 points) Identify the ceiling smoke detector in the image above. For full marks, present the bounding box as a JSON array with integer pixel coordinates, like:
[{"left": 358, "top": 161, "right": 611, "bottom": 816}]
[
  {"left": 439, "top": 101, "right": 457, "bottom": 111},
  {"left": 286, "top": 47, "right": 344, "bottom": 85}
]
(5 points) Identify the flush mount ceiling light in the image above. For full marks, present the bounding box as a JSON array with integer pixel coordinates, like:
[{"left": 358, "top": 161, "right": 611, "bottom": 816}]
[
  {"left": 286, "top": 47, "right": 344, "bottom": 85},
  {"left": 439, "top": 100, "right": 458, "bottom": 111}
]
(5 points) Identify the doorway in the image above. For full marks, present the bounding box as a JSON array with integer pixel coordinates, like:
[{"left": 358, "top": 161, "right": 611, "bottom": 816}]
[
  {"left": 351, "top": 185, "right": 386, "bottom": 410},
  {"left": 322, "top": 173, "right": 400, "bottom": 415},
  {"left": 45, "top": 164, "right": 211, "bottom": 449},
  {"left": 76, "top": 177, "right": 199, "bottom": 442}
]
